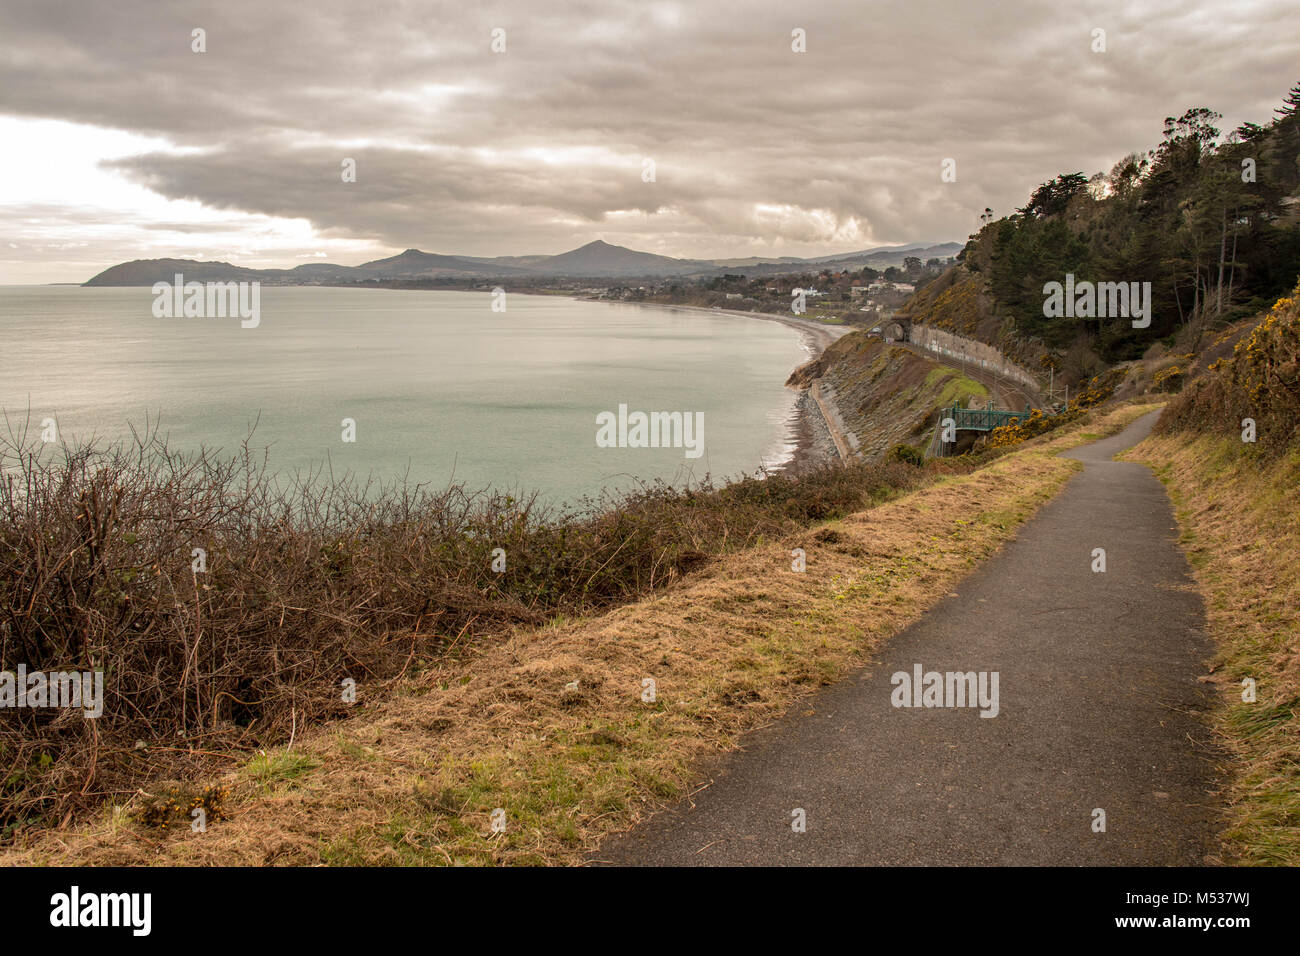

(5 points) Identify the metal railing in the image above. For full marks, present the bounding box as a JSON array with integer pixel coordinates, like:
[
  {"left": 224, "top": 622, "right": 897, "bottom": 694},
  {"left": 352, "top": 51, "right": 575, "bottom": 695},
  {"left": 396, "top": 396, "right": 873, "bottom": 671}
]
[{"left": 945, "top": 405, "right": 1031, "bottom": 432}]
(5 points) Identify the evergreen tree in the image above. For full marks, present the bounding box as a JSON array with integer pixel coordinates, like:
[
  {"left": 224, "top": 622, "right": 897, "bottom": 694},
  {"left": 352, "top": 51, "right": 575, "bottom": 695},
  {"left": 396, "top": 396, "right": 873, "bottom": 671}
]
[
  {"left": 1274, "top": 82, "right": 1300, "bottom": 117},
  {"left": 975, "top": 87, "right": 1300, "bottom": 363}
]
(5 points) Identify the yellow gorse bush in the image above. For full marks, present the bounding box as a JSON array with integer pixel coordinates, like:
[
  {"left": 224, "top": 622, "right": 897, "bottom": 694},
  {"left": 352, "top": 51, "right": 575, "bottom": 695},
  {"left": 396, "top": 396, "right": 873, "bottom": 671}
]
[
  {"left": 1152, "top": 365, "right": 1184, "bottom": 392},
  {"left": 985, "top": 367, "right": 1125, "bottom": 450},
  {"left": 1160, "top": 279, "right": 1300, "bottom": 448}
]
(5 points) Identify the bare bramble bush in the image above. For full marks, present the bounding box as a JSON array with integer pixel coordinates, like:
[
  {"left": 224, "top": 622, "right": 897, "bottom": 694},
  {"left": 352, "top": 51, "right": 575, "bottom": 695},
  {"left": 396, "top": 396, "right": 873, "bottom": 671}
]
[
  {"left": 1158, "top": 280, "right": 1300, "bottom": 449},
  {"left": 0, "top": 421, "right": 924, "bottom": 833}
]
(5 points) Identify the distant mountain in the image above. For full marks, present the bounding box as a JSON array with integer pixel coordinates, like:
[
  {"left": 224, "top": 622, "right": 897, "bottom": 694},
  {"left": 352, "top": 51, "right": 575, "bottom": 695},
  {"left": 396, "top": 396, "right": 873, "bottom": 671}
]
[
  {"left": 539, "top": 240, "right": 705, "bottom": 277},
  {"left": 284, "top": 262, "right": 365, "bottom": 280},
  {"left": 708, "top": 242, "right": 961, "bottom": 270},
  {"left": 803, "top": 241, "right": 953, "bottom": 264},
  {"left": 696, "top": 243, "right": 963, "bottom": 279},
  {"left": 83, "top": 239, "right": 962, "bottom": 285},
  {"left": 354, "top": 249, "right": 534, "bottom": 278},
  {"left": 86, "top": 258, "right": 269, "bottom": 286}
]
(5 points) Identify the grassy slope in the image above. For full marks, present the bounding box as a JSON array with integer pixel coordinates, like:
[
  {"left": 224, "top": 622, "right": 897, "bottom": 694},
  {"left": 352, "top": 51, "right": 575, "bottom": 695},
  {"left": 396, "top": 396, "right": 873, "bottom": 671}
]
[
  {"left": 1126, "top": 433, "right": 1300, "bottom": 865},
  {"left": 3, "top": 405, "right": 1158, "bottom": 866}
]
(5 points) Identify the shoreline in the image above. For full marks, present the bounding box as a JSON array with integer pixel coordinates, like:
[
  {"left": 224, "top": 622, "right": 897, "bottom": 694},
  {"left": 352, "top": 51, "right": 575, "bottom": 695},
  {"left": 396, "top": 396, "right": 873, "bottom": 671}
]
[
  {"left": 633, "top": 302, "right": 851, "bottom": 358},
  {"left": 662, "top": 305, "right": 853, "bottom": 474},
  {"left": 583, "top": 299, "right": 854, "bottom": 475}
]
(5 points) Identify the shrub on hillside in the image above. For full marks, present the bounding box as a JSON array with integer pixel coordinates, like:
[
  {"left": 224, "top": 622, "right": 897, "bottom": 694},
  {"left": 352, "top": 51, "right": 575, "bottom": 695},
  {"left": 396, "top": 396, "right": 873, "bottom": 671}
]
[
  {"left": 987, "top": 408, "right": 1055, "bottom": 449},
  {"left": 886, "top": 443, "right": 926, "bottom": 467},
  {"left": 1158, "top": 279, "right": 1300, "bottom": 449},
  {"left": 984, "top": 367, "right": 1125, "bottom": 450},
  {"left": 0, "top": 423, "right": 925, "bottom": 832},
  {"left": 1151, "top": 365, "right": 1185, "bottom": 393}
]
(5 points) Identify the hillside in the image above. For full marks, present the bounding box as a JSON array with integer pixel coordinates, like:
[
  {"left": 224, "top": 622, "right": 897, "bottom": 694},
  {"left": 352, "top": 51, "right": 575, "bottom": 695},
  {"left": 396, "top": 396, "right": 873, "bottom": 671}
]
[
  {"left": 788, "top": 333, "right": 988, "bottom": 460},
  {"left": 886, "top": 83, "right": 1300, "bottom": 389},
  {"left": 1125, "top": 281, "right": 1300, "bottom": 863},
  {"left": 0, "top": 403, "right": 1155, "bottom": 865}
]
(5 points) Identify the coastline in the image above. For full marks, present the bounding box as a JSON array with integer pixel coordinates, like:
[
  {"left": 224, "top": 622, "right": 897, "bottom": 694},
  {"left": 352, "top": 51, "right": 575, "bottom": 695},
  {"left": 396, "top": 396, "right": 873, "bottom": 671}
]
[
  {"left": 627, "top": 302, "right": 852, "bottom": 474},
  {"left": 636, "top": 302, "right": 851, "bottom": 358}
]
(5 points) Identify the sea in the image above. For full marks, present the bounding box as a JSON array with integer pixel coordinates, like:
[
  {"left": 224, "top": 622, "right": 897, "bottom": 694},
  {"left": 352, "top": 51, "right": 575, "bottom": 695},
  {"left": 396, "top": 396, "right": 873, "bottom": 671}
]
[{"left": 0, "top": 285, "right": 808, "bottom": 507}]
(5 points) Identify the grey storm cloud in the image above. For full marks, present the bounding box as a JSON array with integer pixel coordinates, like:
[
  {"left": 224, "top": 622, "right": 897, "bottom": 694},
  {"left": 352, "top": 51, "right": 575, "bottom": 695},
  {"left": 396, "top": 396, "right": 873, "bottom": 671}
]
[{"left": 2, "top": 0, "right": 1299, "bottom": 263}]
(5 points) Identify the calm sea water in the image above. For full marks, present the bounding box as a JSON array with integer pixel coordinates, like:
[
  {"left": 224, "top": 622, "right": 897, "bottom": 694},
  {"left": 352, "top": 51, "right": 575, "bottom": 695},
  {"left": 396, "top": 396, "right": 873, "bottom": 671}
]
[{"left": 0, "top": 286, "right": 807, "bottom": 505}]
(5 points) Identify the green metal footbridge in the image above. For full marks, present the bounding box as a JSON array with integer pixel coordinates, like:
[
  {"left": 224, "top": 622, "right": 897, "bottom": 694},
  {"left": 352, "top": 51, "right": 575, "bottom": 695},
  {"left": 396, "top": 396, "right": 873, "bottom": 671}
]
[{"left": 944, "top": 405, "right": 1033, "bottom": 432}]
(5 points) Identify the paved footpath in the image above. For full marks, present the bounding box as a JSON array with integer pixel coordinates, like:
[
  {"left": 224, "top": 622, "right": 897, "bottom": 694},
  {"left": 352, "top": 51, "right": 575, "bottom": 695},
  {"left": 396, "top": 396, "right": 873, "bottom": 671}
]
[{"left": 598, "top": 412, "right": 1222, "bottom": 865}]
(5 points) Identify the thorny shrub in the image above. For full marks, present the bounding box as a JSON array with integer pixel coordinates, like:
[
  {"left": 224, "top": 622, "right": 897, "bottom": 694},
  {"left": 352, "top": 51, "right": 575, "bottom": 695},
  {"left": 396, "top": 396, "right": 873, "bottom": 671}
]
[{"left": 0, "top": 419, "right": 924, "bottom": 833}]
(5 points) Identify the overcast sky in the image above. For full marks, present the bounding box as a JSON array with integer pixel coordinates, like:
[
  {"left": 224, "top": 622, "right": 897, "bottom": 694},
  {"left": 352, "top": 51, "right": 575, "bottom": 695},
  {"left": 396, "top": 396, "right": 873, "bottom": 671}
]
[{"left": 1, "top": 0, "right": 1297, "bottom": 283}]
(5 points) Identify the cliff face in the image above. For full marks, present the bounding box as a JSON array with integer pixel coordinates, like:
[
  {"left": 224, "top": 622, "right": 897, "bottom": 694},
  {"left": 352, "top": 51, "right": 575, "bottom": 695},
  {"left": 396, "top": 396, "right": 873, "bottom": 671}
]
[{"left": 789, "top": 331, "right": 988, "bottom": 460}]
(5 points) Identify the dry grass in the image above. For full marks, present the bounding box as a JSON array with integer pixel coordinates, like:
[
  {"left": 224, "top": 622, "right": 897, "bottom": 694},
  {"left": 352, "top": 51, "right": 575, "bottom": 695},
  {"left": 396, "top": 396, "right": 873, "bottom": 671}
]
[
  {"left": 1126, "top": 431, "right": 1300, "bottom": 865},
  {"left": 0, "top": 416, "right": 924, "bottom": 833},
  {"left": 1, "top": 404, "right": 1154, "bottom": 866}
]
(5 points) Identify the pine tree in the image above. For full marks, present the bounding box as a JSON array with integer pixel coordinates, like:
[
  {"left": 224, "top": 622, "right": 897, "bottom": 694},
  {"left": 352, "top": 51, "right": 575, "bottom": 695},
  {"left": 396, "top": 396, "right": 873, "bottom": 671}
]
[{"left": 1276, "top": 82, "right": 1300, "bottom": 117}]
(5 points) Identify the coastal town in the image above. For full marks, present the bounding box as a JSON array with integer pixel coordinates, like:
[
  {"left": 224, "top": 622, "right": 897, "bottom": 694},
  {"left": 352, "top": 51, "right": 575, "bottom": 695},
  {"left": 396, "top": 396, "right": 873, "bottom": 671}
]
[
  {"left": 592, "top": 255, "right": 955, "bottom": 325},
  {"left": 306, "top": 252, "right": 959, "bottom": 327}
]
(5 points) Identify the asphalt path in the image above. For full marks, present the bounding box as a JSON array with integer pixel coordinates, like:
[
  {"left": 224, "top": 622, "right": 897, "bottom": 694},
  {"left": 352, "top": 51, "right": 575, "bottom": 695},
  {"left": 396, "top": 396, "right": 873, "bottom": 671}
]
[{"left": 597, "top": 411, "right": 1221, "bottom": 865}]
